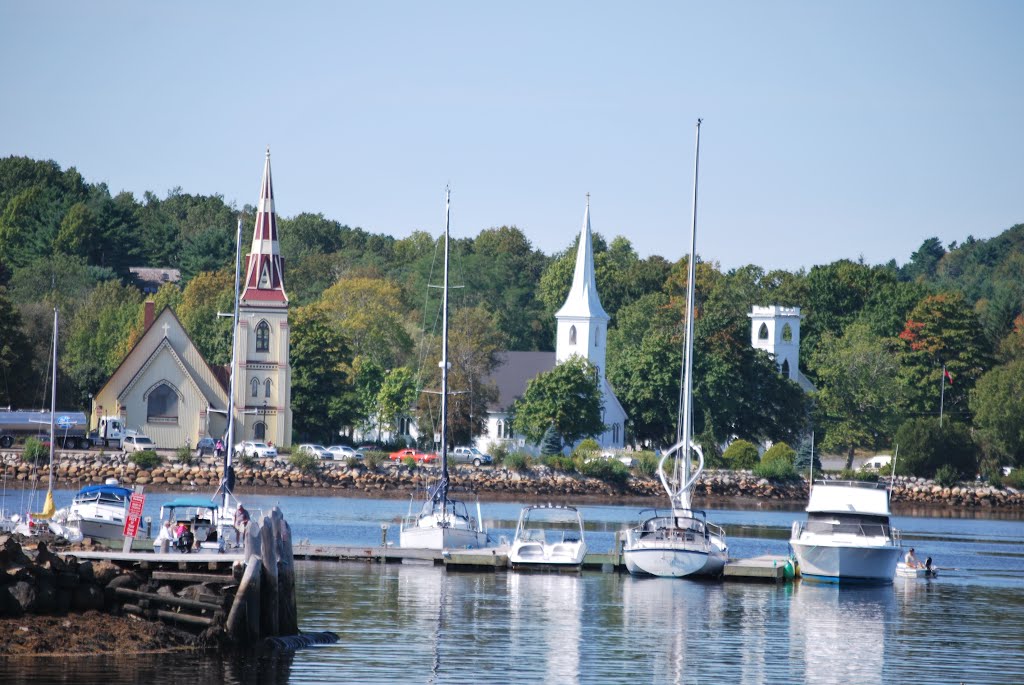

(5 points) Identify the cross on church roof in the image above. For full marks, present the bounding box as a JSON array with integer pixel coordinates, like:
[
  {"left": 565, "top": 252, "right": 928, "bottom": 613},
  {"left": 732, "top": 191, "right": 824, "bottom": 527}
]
[{"left": 161, "top": 322, "right": 170, "bottom": 338}]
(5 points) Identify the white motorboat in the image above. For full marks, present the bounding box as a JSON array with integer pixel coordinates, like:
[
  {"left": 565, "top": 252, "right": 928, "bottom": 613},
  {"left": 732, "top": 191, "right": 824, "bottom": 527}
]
[
  {"left": 400, "top": 189, "right": 488, "bottom": 550},
  {"left": 509, "top": 504, "right": 587, "bottom": 570},
  {"left": 790, "top": 480, "right": 903, "bottom": 583},
  {"left": 622, "top": 120, "right": 728, "bottom": 578},
  {"left": 896, "top": 562, "right": 936, "bottom": 579},
  {"left": 155, "top": 494, "right": 252, "bottom": 552},
  {"left": 58, "top": 481, "right": 132, "bottom": 541}
]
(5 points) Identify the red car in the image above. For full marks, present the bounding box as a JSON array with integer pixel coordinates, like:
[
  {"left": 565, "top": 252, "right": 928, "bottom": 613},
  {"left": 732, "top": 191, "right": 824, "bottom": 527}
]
[{"left": 388, "top": 448, "right": 438, "bottom": 464}]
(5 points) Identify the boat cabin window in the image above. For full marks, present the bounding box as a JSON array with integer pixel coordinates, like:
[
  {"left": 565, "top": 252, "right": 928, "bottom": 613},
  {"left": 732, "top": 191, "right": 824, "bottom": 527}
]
[{"left": 807, "top": 512, "right": 891, "bottom": 536}]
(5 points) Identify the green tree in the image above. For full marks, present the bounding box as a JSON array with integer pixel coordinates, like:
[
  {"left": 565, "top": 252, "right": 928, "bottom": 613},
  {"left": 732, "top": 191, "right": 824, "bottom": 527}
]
[
  {"left": 319, "top": 276, "right": 413, "bottom": 368},
  {"left": 289, "top": 305, "right": 355, "bottom": 442},
  {"left": 64, "top": 281, "right": 142, "bottom": 404},
  {"left": 762, "top": 442, "right": 796, "bottom": 465},
  {"left": 177, "top": 270, "right": 233, "bottom": 365},
  {"left": 0, "top": 287, "right": 35, "bottom": 407},
  {"left": 512, "top": 356, "right": 604, "bottom": 446},
  {"left": 376, "top": 367, "right": 418, "bottom": 438},
  {"left": 810, "top": 322, "right": 904, "bottom": 468},
  {"left": 970, "top": 359, "right": 1024, "bottom": 466},
  {"left": 893, "top": 418, "right": 977, "bottom": 479}
]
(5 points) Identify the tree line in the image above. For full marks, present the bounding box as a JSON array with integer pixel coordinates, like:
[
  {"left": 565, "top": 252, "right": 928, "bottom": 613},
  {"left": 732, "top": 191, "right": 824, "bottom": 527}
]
[{"left": 2, "top": 155, "right": 1023, "bottom": 479}]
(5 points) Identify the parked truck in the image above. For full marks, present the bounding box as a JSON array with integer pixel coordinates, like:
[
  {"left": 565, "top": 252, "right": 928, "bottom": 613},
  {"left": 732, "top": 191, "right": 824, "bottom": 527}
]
[
  {"left": 0, "top": 410, "right": 91, "bottom": 450},
  {"left": 89, "top": 415, "right": 128, "bottom": 448}
]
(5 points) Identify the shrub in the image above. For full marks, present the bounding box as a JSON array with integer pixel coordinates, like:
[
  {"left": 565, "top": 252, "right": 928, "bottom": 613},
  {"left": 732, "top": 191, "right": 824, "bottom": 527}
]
[
  {"left": 571, "top": 438, "right": 600, "bottom": 460},
  {"left": 723, "top": 439, "right": 760, "bottom": 470},
  {"left": 363, "top": 450, "right": 386, "bottom": 469},
  {"left": 541, "top": 455, "right": 576, "bottom": 473},
  {"left": 504, "top": 452, "right": 531, "bottom": 472},
  {"left": 578, "top": 457, "right": 631, "bottom": 486},
  {"left": 288, "top": 450, "right": 318, "bottom": 474},
  {"left": 346, "top": 456, "right": 362, "bottom": 469},
  {"left": 753, "top": 458, "right": 800, "bottom": 482},
  {"left": 402, "top": 456, "right": 417, "bottom": 469},
  {"left": 235, "top": 451, "right": 256, "bottom": 468},
  {"left": 634, "top": 451, "right": 660, "bottom": 478},
  {"left": 22, "top": 437, "right": 48, "bottom": 464},
  {"left": 130, "top": 450, "right": 161, "bottom": 469},
  {"left": 1003, "top": 469, "right": 1024, "bottom": 489},
  {"left": 934, "top": 464, "right": 960, "bottom": 488},
  {"left": 489, "top": 442, "right": 509, "bottom": 465},
  {"left": 176, "top": 445, "right": 196, "bottom": 466},
  {"left": 761, "top": 442, "right": 796, "bottom": 466}
]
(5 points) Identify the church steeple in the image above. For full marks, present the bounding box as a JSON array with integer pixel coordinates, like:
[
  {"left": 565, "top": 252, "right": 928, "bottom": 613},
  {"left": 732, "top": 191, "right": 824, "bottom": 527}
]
[
  {"left": 240, "top": 148, "right": 288, "bottom": 306},
  {"left": 555, "top": 194, "right": 609, "bottom": 321}
]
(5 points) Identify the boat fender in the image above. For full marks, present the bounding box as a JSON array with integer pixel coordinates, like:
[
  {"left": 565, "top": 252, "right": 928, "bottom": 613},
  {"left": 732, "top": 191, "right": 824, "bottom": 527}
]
[{"left": 783, "top": 560, "right": 795, "bottom": 580}]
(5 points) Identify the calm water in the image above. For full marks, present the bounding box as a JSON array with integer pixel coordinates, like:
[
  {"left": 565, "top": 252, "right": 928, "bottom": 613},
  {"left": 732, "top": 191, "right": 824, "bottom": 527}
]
[{"left": 3, "top": 490, "right": 1024, "bottom": 684}]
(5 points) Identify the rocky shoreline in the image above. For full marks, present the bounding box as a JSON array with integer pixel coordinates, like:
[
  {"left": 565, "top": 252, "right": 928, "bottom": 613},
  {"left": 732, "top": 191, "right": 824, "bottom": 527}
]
[{"left": 2, "top": 451, "right": 1021, "bottom": 509}]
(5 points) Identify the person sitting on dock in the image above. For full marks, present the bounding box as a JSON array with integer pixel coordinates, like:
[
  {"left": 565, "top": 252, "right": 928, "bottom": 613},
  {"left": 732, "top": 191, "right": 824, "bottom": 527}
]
[
  {"left": 176, "top": 524, "right": 195, "bottom": 554},
  {"left": 905, "top": 548, "right": 922, "bottom": 569},
  {"left": 155, "top": 521, "right": 176, "bottom": 553}
]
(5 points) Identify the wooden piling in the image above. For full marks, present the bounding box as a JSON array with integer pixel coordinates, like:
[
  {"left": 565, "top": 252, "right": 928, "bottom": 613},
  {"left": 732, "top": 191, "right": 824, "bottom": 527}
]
[
  {"left": 227, "top": 554, "right": 262, "bottom": 643},
  {"left": 259, "top": 516, "right": 280, "bottom": 637},
  {"left": 272, "top": 507, "right": 298, "bottom": 636}
]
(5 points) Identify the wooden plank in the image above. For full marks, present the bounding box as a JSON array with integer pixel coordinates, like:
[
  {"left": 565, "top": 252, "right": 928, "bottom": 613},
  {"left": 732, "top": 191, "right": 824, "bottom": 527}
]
[
  {"left": 151, "top": 571, "right": 235, "bottom": 584},
  {"left": 114, "top": 586, "right": 222, "bottom": 612}
]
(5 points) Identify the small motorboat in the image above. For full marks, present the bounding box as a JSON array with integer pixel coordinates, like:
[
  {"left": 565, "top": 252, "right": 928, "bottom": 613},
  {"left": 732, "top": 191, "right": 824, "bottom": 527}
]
[
  {"left": 896, "top": 562, "right": 937, "bottom": 579},
  {"left": 509, "top": 504, "right": 587, "bottom": 570}
]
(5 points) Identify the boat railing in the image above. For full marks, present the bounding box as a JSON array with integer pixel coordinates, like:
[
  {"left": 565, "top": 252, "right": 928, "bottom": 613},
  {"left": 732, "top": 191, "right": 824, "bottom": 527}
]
[{"left": 793, "top": 519, "right": 901, "bottom": 544}]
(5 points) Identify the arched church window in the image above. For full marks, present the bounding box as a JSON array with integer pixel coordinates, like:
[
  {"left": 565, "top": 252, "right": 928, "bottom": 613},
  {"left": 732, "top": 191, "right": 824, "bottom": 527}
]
[
  {"left": 251, "top": 378, "right": 260, "bottom": 398},
  {"left": 569, "top": 325, "right": 577, "bottom": 345},
  {"left": 147, "top": 383, "right": 178, "bottom": 424},
  {"left": 758, "top": 323, "right": 769, "bottom": 340},
  {"left": 781, "top": 359, "right": 790, "bottom": 377},
  {"left": 254, "top": 422, "right": 266, "bottom": 441},
  {"left": 264, "top": 379, "right": 272, "bottom": 398},
  {"left": 594, "top": 327, "right": 600, "bottom": 347},
  {"left": 782, "top": 323, "right": 793, "bottom": 342},
  {"left": 256, "top": 321, "right": 270, "bottom": 353}
]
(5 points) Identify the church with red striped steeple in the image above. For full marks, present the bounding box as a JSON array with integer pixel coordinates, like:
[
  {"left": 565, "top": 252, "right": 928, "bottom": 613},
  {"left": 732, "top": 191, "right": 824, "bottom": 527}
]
[{"left": 235, "top": 148, "right": 293, "bottom": 447}]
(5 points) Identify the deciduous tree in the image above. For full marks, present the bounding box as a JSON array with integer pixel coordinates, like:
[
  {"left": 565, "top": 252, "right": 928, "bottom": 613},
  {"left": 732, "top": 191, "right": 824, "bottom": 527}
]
[{"left": 512, "top": 356, "right": 604, "bottom": 447}]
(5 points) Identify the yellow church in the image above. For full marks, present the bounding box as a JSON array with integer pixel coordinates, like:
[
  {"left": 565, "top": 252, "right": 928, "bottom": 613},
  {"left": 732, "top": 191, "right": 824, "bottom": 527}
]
[{"left": 90, "top": 151, "right": 293, "bottom": 449}]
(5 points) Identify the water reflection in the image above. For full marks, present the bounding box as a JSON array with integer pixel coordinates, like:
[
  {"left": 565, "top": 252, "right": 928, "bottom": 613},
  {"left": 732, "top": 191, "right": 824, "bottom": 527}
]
[
  {"left": 788, "top": 582, "right": 894, "bottom": 685},
  {"left": 507, "top": 572, "right": 582, "bottom": 683}
]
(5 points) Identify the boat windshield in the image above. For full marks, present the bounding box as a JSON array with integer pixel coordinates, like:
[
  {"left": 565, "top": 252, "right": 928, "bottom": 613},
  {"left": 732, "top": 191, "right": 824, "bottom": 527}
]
[
  {"left": 805, "top": 512, "right": 893, "bottom": 537},
  {"left": 419, "top": 496, "right": 471, "bottom": 521}
]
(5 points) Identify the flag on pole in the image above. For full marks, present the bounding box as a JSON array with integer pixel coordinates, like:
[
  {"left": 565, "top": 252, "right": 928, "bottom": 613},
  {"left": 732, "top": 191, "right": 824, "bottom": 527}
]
[{"left": 944, "top": 369, "right": 954, "bottom": 385}]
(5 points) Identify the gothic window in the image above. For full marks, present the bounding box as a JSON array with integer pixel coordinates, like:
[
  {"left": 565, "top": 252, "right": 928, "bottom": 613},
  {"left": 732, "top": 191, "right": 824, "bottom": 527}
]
[
  {"left": 147, "top": 383, "right": 178, "bottom": 424},
  {"left": 569, "top": 325, "right": 577, "bottom": 345},
  {"left": 781, "top": 359, "right": 791, "bottom": 377},
  {"left": 254, "top": 422, "right": 266, "bottom": 441},
  {"left": 758, "top": 323, "right": 769, "bottom": 340},
  {"left": 256, "top": 321, "right": 270, "bottom": 352},
  {"left": 782, "top": 323, "right": 793, "bottom": 342},
  {"left": 251, "top": 378, "right": 260, "bottom": 398},
  {"left": 594, "top": 327, "right": 600, "bottom": 347},
  {"left": 612, "top": 423, "right": 619, "bottom": 443},
  {"left": 399, "top": 417, "right": 411, "bottom": 436},
  {"left": 264, "top": 379, "right": 272, "bottom": 398}
]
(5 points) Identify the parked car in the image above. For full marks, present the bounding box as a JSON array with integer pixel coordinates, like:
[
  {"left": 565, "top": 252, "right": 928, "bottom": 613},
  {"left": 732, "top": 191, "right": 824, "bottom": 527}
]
[
  {"left": 325, "top": 445, "right": 361, "bottom": 460},
  {"left": 122, "top": 434, "right": 157, "bottom": 453},
  {"left": 589, "top": 451, "right": 635, "bottom": 467},
  {"left": 196, "top": 437, "right": 216, "bottom": 454},
  {"left": 451, "top": 446, "right": 492, "bottom": 467},
  {"left": 389, "top": 448, "right": 438, "bottom": 464},
  {"left": 297, "top": 443, "right": 329, "bottom": 459},
  {"left": 234, "top": 441, "right": 278, "bottom": 459}
]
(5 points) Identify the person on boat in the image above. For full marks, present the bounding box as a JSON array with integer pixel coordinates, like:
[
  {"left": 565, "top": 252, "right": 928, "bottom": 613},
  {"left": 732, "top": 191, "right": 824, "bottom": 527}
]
[
  {"left": 234, "top": 504, "right": 250, "bottom": 534},
  {"left": 177, "top": 524, "right": 195, "bottom": 553},
  {"left": 155, "top": 520, "right": 176, "bottom": 553},
  {"left": 905, "top": 548, "right": 922, "bottom": 569},
  {"left": 925, "top": 556, "right": 934, "bottom": 575}
]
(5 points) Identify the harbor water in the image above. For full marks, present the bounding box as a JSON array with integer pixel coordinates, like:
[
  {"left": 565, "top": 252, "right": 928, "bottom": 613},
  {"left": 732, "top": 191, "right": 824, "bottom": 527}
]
[{"left": 2, "top": 490, "right": 1023, "bottom": 684}]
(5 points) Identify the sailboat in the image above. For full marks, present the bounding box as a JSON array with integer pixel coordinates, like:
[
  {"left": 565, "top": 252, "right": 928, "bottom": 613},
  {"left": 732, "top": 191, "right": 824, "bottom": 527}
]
[
  {"left": 399, "top": 189, "right": 487, "bottom": 550},
  {"left": 12, "top": 308, "right": 82, "bottom": 542},
  {"left": 622, "top": 119, "right": 728, "bottom": 577}
]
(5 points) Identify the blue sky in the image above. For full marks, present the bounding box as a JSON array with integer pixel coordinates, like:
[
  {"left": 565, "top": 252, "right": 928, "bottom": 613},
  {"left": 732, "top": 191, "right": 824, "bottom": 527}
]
[{"left": 2, "top": 2, "right": 1021, "bottom": 271}]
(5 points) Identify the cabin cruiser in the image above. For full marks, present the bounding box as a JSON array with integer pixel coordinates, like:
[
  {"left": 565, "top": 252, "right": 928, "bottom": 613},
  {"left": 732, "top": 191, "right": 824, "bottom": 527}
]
[
  {"left": 155, "top": 494, "right": 254, "bottom": 552},
  {"left": 509, "top": 504, "right": 587, "bottom": 570},
  {"left": 790, "top": 480, "right": 903, "bottom": 583},
  {"left": 56, "top": 481, "right": 132, "bottom": 541}
]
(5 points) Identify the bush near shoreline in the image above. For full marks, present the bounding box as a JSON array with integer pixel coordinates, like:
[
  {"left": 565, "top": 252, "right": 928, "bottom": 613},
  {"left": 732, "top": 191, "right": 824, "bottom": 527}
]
[{"left": 2, "top": 451, "right": 1021, "bottom": 509}]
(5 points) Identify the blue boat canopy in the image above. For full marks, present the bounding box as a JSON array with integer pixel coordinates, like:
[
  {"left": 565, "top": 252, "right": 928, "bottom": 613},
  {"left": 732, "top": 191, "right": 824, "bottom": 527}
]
[
  {"left": 162, "top": 496, "right": 219, "bottom": 509},
  {"left": 75, "top": 484, "right": 133, "bottom": 498}
]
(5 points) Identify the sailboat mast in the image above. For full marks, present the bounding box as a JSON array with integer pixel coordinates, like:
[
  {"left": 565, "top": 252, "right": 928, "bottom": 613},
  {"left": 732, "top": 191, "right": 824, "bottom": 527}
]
[
  {"left": 679, "top": 118, "right": 702, "bottom": 510},
  {"left": 438, "top": 188, "right": 452, "bottom": 503},
  {"left": 48, "top": 308, "right": 57, "bottom": 494},
  {"left": 223, "top": 217, "right": 244, "bottom": 509}
]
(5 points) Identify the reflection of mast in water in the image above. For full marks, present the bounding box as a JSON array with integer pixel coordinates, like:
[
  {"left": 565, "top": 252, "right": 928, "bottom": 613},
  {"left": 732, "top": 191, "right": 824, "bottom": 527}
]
[
  {"left": 508, "top": 572, "right": 582, "bottom": 683},
  {"left": 620, "top": 578, "right": 709, "bottom": 683},
  {"left": 788, "top": 583, "right": 895, "bottom": 685}
]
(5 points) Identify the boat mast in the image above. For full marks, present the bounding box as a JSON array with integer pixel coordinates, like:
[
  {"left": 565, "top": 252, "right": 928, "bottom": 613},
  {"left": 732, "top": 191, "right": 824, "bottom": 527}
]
[
  {"left": 47, "top": 307, "right": 57, "bottom": 494},
  {"left": 223, "top": 217, "right": 244, "bottom": 510},
  {"left": 677, "top": 118, "right": 701, "bottom": 511},
  {"left": 437, "top": 188, "right": 452, "bottom": 507}
]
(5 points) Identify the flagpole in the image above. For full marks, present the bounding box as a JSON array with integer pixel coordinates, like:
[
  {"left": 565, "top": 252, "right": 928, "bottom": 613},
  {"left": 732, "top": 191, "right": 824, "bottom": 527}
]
[{"left": 939, "top": 364, "right": 946, "bottom": 427}]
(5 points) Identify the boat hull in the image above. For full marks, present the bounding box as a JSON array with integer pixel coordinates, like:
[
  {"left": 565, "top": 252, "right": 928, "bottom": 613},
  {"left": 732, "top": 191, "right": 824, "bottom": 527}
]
[
  {"left": 400, "top": 523, "right": 487, "bottom": 550},
  {"left": 509, "top": 541, "right": 587, "bottom": 570},
  {"left": 76, "top": 517, "right": 126, "bottom": 541},
  {"left": 623, "top": 534, "right": 727, "bottom": 578},
  {"left": 791, "top": 541, "right": 901, "bottom": 583}
]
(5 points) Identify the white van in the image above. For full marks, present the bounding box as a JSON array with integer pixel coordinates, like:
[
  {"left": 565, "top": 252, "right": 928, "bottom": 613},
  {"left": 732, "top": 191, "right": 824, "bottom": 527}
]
[{"left": 860, "top": 455, "right": 892, "bottom": 471}]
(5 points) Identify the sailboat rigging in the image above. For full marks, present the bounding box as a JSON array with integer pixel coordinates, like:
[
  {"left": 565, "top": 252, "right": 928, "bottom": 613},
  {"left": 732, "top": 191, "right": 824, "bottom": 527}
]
[
  {"left": 622, "top": 119, "right": 728, "bottom": 577},
  {"left": 399, "top": 188, "right": 487, "bottom": 550}
]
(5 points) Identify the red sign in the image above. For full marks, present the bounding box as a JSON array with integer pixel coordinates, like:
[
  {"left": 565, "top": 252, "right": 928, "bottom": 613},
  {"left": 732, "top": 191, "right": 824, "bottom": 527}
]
[{"left": 122, "top": 492, "right": 146, "bottom": 538}]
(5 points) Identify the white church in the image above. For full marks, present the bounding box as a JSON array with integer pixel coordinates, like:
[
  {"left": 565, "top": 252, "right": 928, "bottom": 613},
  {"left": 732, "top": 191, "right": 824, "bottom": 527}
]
[{"left": 478, "top": 198, "right": 628, "bottom": 454}]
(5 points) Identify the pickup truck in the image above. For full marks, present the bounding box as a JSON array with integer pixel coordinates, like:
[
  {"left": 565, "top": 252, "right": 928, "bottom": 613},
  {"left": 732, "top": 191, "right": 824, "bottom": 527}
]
[{"left": 451, "top": 446, "right": 492, "bottom": 467}]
